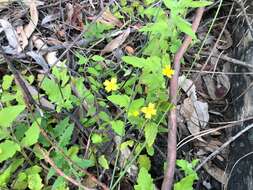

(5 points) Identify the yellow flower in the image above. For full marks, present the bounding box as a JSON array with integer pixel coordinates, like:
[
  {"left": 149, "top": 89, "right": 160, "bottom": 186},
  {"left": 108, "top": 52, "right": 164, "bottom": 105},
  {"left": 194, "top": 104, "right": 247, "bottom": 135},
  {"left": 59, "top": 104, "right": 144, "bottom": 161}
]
[
  {"left": 162, "top": 65, "right": 174, "bottom": 78},
  {"left": 141, "top": 103, "right": 157, "bottom": 119},
  {"left": 103, "top": 77, "right": 118, "bottom": 92}
]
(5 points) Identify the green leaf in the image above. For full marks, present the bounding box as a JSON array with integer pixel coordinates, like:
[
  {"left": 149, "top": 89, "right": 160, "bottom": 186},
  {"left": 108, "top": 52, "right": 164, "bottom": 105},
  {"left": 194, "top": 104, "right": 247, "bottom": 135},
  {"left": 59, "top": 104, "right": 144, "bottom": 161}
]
[
  {"left": 91, "top": 134, "right": 103, "bottom": 144},
  {"left": 107, "top": 94, "right": 130, "bottom": 108},
  {"left": 176, "top": 159, "right": 198, "bottom": 176},
  {"left": 0, "top": 140, "right": 20, "bottom": 163},
  {"left": 138, "top": 155, "right": 151, "bottom": 171},
  {"left": 120, "top": 140, "right": 134, "bottom": 151},
  {"left": 0, "top": 105, "right": 26, "bottom": 128},
  {"left": 92, "top": 55, "right": 105, "bottom": 62},
  {"left": 13, "top": 172, "right": 28, "bottom": 190},
  {"left": 163, "top": 0, "right": 177, "bottom": 9},
  {"left": 111, "top": 120, "right": 125, "bottom": 136},
  {"left": 122, "top": 56, "right": 145, "bottom": 68},
  {"left": 58, "top": 124, "right": 74, "bottom": 148},
  {"left": 0, "top": 158, "right": 24, "bottom": 187},
  {"left": 21, "top": 118, "right": 41, "bottom": 147},
  {"left": 28, "top": 174, "right": 43, "bottom": 190},
  {"left": 134, "top": 168, "right": 155, "bottom": 190},
  {"left": 189, "top": 1, "right": 213, "bottom": 8},
  {"left": 144, "top": 123, "right": 158, "bottom": 147},
  {"left": 174, "top": 16, "right": 196, "bottom": 38},
  {"left": 174, "top": 174, "right": 198, "bottom": 190},
  {"left": 76, "top": 52, "right": 88, "bottom": 65},
  {"left": 52, "top": 177, "right": 67, "bottom": 190},
  {"left": 128, "top": 98, "right": 145, "bottom": 115},
  {"left": 98, "top": 155, "right": 109, "bottom": 169},
  {"left": 2, "top": 75, "right": 14, "bottom": 90}
]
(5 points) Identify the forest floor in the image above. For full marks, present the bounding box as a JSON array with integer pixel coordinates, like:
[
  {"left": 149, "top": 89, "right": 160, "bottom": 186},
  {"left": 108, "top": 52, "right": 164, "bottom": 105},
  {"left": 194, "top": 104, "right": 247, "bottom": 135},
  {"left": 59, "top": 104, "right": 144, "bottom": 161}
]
[{"left": 0, "top": 0, "right": 251, "bottom": 190}]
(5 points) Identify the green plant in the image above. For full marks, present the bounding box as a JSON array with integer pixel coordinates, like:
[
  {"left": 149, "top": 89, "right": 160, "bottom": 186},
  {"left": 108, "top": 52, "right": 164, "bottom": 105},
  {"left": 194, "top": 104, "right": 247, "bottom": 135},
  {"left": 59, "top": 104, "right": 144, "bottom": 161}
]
[
  {"left": 0, "top": 0, "right": 212, "bottom": 189},
  {"left": 174, "top": 159, "right": 199, "bottom": 190}
]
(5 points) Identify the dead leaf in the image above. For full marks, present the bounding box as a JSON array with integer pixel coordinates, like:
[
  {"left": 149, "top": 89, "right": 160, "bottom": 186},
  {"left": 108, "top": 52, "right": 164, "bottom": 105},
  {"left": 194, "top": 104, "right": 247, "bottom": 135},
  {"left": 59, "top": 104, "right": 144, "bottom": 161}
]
[
  {"left": 0, "top": 19, "right": 21, "bottom": 54},
  {"left": 66, "top": 3, "right": 83, "bottom": 31},
  {"left": 24, "top": 0, "right": 38, "bottom": 39},
  {"left": 203, "top": 162, "right": 227, "bottom": 184},
  {"left": 16, "top": 25, "right": 28, "bottom": 50},
  {"left": 179, "top": 75, "right": 197, "bottom": 101},
  {"left": 97, "top": 10, "right": 123, "bottom": 27},
  {"left": 101, "top": 28, "right": 130, "bottom": 54},
  {"left": 180, "top": 98, "right": 209, "bottom": 142},
  {"left": 125, "top": 46, "right": 135, "bottom": 54},
  {"left": 203, "top": 74, "right": 230, "bottom": 100}
]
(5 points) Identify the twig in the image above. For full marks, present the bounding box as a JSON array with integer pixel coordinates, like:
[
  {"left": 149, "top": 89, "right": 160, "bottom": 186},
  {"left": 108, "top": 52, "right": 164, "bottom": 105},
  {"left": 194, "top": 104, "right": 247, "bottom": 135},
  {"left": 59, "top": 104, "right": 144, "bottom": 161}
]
[
  {"left": 161, "top": 8, "right": 205, "bottom": 190},
  {"left": 235, "top": 0, "right": 253, "bottom": 34},
  {"left": 196, "top": 122, "right": 253, "bottom": 171},
  {"left": 39, "top": 146, "right": 92, "bottom": 190},
  {"left": 200, "top": 51, "right": 253, "bottom": 69}
]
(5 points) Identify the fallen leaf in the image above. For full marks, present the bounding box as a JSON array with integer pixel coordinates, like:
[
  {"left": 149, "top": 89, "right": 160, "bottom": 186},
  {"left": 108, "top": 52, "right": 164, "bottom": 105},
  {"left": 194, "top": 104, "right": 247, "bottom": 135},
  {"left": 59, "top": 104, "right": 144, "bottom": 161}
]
[
  {"left": 180, "top": 98, "right": 208, "bottom": 142},
  {"left": 16, "top": 25, "right": 28, "bottom": 50},
  {"left": 24, "top": 0, "right": 38, "bottom": 39},
  {"left": 66, "top": 3, "right": 83, "bottom": 31},
  {"left": 101, "top": 28, "right": 130, "bottom": 54},
  {"left": 0, "top": 19, "right": 21, "bottom": 54},
  {"left": 125, "top": 46, "right": 135, "bottom": 54},
  {"left": 179, "top": 75, "right": 197, "bottom": 101},
  {"left": 203, "top": 162, "right": 227, "bottom": 184},
  {"left": 97, "top": 10, "right": 123, "bottom": 27}
]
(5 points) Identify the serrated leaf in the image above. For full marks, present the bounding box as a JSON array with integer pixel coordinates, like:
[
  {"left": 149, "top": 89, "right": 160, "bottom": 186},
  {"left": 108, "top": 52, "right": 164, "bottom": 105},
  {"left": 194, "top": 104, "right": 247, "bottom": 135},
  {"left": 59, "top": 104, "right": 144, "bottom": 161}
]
[
  {"left": 58, "top": 124, "right": 74, "bottom": 148},
  {"left": 98, "top": 155, "right": 109, "bottom": 169},
  {"left": 138, "top": 155, "right": 151, "bottom": 171},
  {"left": 13, "top": 172, "right": 27, "bottom": 190},
  {"left": 176, "top": 159, "right": 198, "bottom": 176},
  {"left": 189, "top": 1, "right": 213, "bottom": 8},
  {"left": 122, "top": 56, "right": 145, "bottom": 68},
  {"left": 2, "top": 75, "right": 14, "bottom": 90},
  {"left": 92, "top": 55, "right": 104, "bottom": 62},
  {"left": 107, "top": 94, "right": 130, "bottom": 108},
  {"left": 174, "top": 16, "right": 196, "bottom": 38},
  {"left": 0, "top": 158, "right": 24, "bottom": 187},
  {"left": 21, "top": 118, "right": 41, "bottom": 147},
  {"left": 120, "top": 140, "right": 134, "bottom": 151},
  {"left": 28, "top": 173, "right": 43, "bottom": 190},
  {"left": 111, "top": 120, "right": 125, "bottom": 136},
  {"left": 134, "top": 167, "right": 155, "bottom": 190},
  {"left": 144, "top": 123, "right": 158, "bottom": 147},
  {"left": 0, "top": 140, "right": 20, "bottom": 163},
  {"left": 0, "top": 105, "right": 26, "bottom": 128},
  {"left": 91, "top": 134, "right": 103, "bottom": 144},
  {"left": 174, "top": 174, "right": 198, "bottom": 190}
]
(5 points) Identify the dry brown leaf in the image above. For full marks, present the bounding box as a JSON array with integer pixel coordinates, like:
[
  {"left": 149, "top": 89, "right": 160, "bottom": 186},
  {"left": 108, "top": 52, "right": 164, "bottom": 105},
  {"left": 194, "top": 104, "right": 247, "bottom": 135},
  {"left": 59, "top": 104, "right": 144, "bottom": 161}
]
[
  {"left": 180, "top": 98, "right": 208, "bottom": 142},
  {"left": 24, "top": 0, "right": 38, "bottom": 38},
  {"left": 16, "top": 26, "right": 28, "bottom": 50},
  {"left": 203, "top": 162, "right": 227, "bottom": 184},
  {"left": 97, "top": 10, "right": 123, "bottom": 27},
  {"left": 101, "top": 28, "right": 130, "bottom": 54},
  {"left": 66, "top": 3, "right": 83, "bottom": 31},
  {"left": 125, "top": 46, "right": 135, "bottom": 54}
]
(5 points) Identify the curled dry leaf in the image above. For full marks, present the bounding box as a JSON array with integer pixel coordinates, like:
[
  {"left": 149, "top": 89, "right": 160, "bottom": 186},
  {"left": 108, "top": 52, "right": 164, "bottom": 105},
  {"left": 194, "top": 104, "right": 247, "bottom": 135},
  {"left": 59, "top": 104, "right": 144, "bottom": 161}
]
[
  {"left": 97, "top": 10, "right": 123, "bottom": 27},
  {"left": 66, "top": 3, "right": 83, "bottom": 31},
  {"left": 180, "top": 98, "right": 208, "bottom": 142},
  {"left": 0, "top": 19, "right": 21, "bottom": 54},
  {"left": 101, "top": 27, "right": 131, "bottom": 54},
  {"left": 203, "top": 162, "right": 227, "bottom": 184},
  {"left": 179, "top": 75, "right": 209, "bottom": 141},
  {"left": 24, "top": 0, "right": 38, "bottom": 39},
  {"left": 202, "top": 74, "right": 230, "bottom": 100}
]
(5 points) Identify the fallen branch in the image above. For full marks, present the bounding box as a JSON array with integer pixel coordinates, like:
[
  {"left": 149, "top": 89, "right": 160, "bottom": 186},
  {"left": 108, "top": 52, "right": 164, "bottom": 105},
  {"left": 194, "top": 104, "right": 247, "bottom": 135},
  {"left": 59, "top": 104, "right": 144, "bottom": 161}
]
[{"left": 161, "top": 7, "right": 205, "bottom": 190}]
